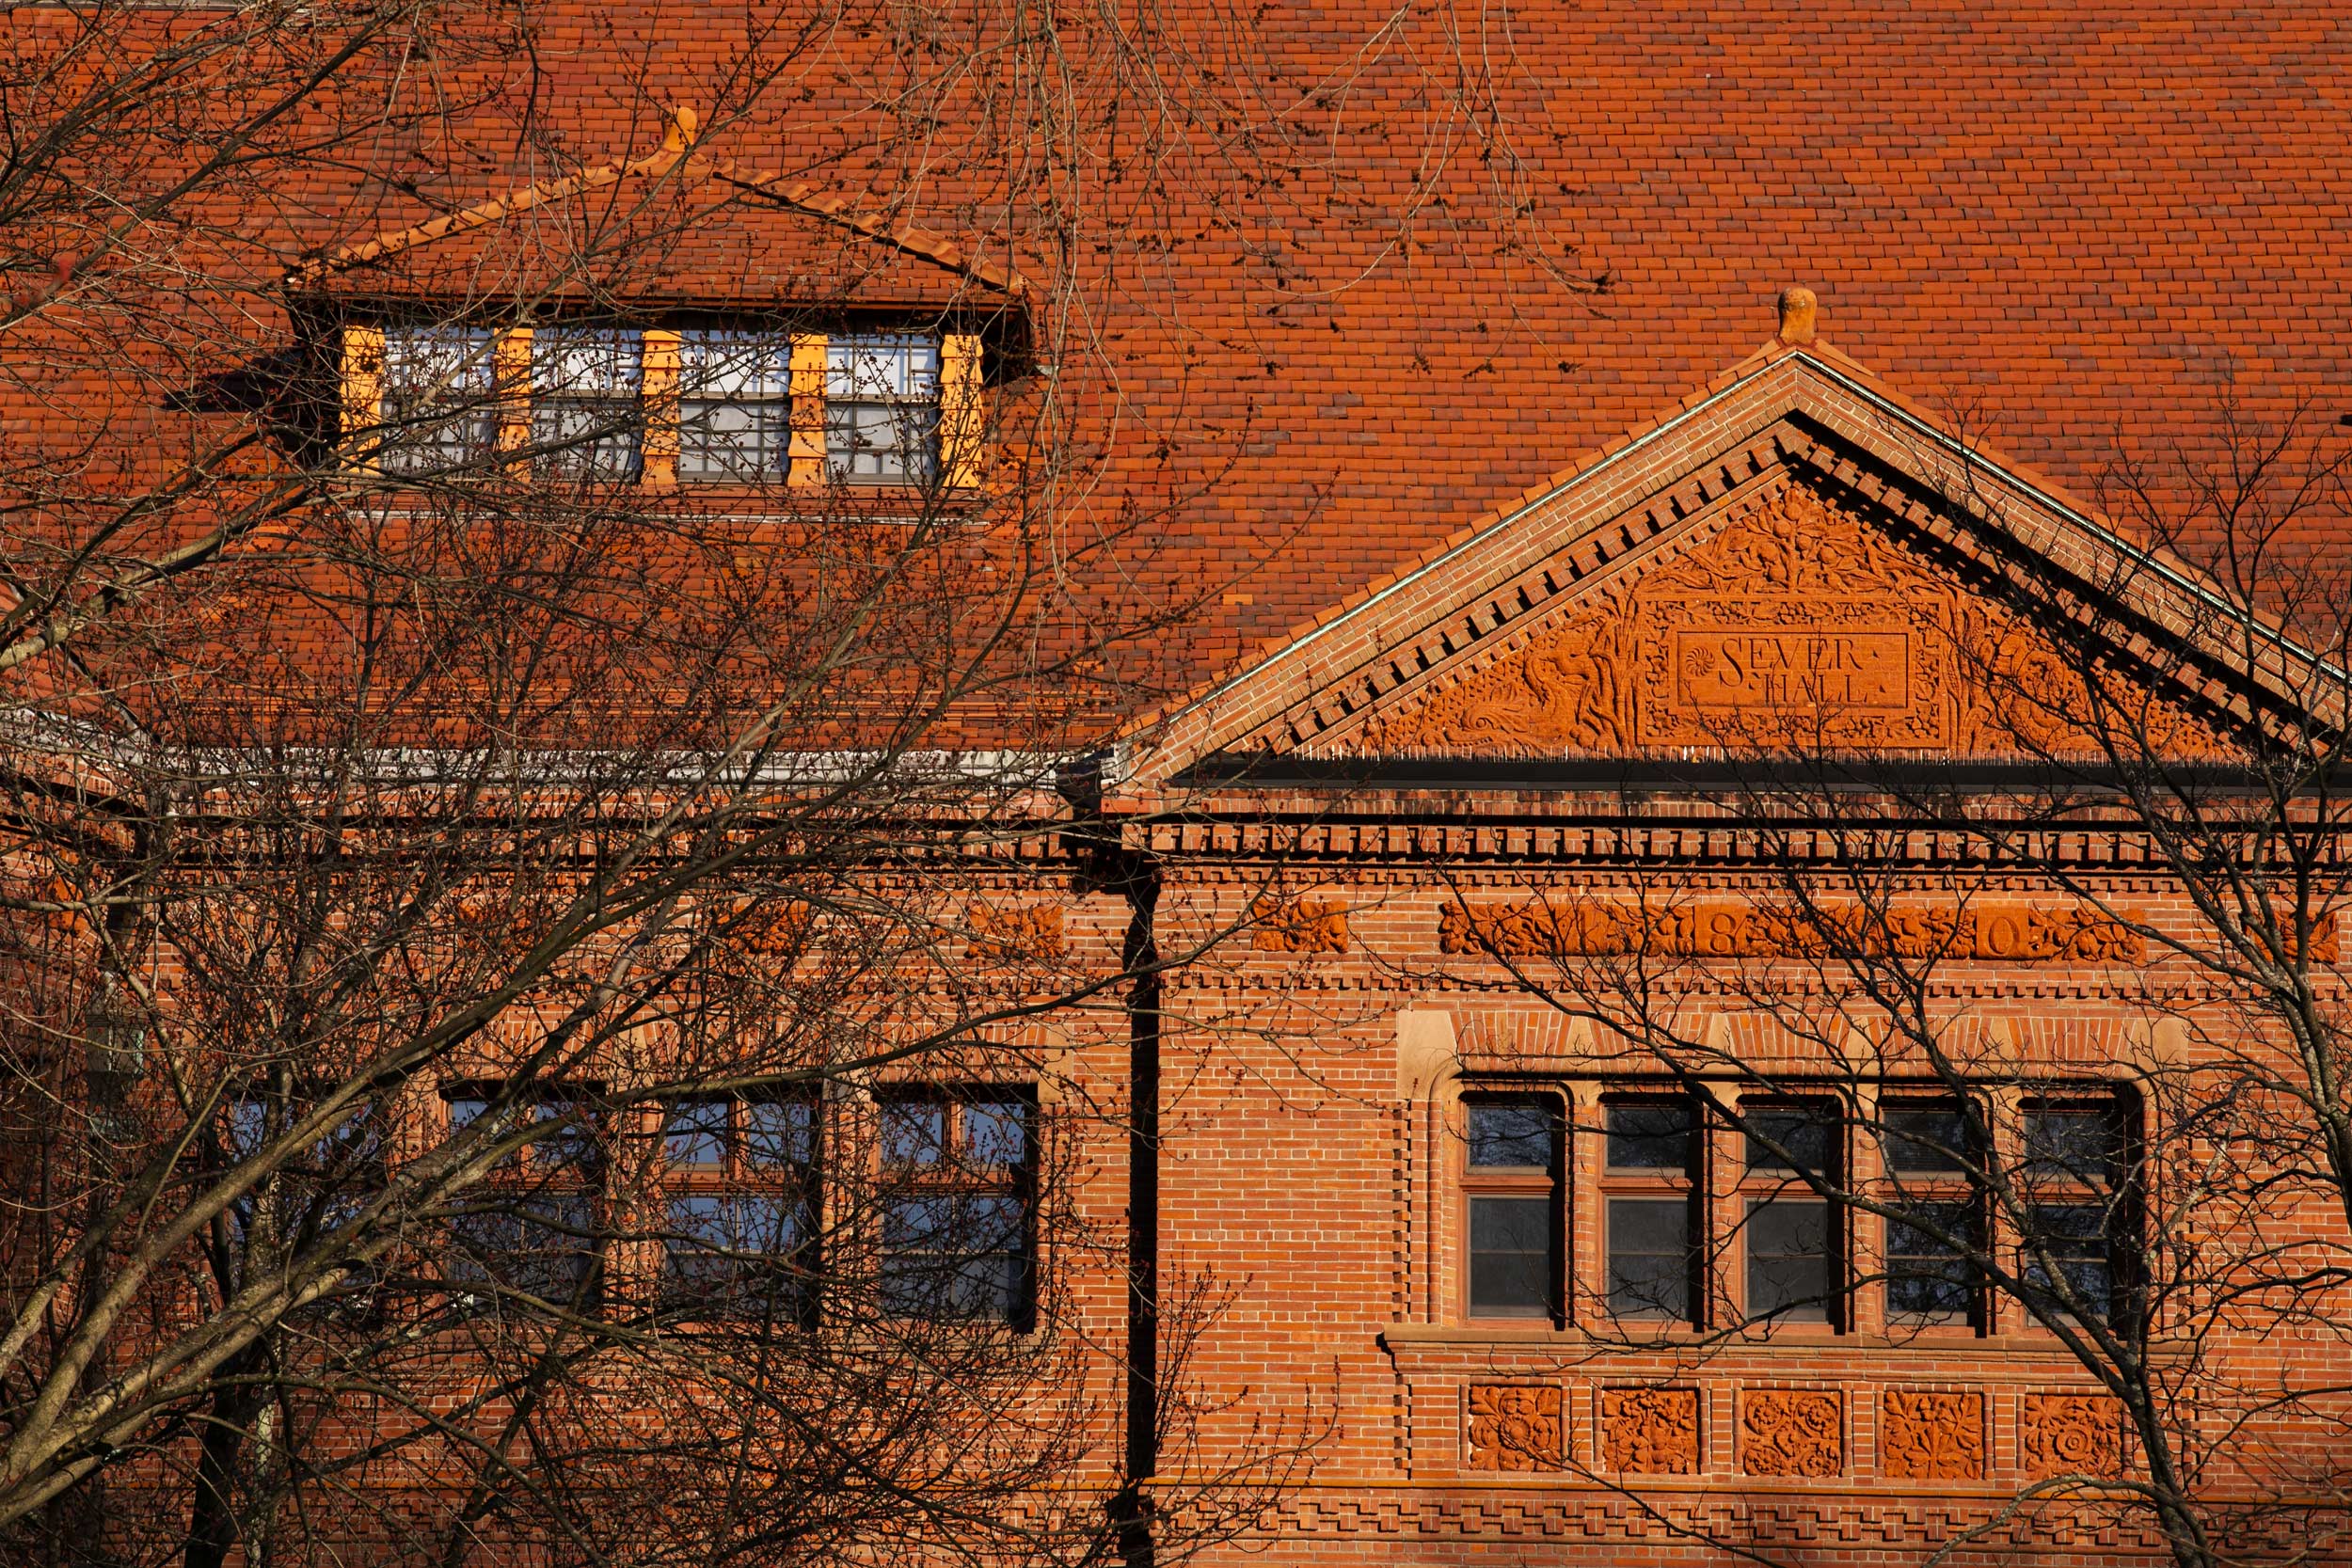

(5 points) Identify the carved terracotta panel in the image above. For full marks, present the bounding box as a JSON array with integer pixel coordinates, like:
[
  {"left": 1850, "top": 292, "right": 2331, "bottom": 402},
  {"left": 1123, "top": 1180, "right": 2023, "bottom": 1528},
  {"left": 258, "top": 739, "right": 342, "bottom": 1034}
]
[
  {"left": 1882, "top": 1390, "right": 1985, "bottom": 1481},
  {"left": 1466, "top": 1384, "right": 1563, "bottom": 1472},
  {"left": 1600, "top": 1387, "right": 1700, "bottom": 1474},
  {"left": 2023, "top": 1393, "right": 2122, "bottom": 1480},
  {"left": 966, "top": 904, "right": 1066, "bottom": 962},
  {"left": 1248, "top": 895, "right": 1350, "bottom": 954},
  {"left": 1740, "top": 1389, "right": 1843, "bottom": 1478}
]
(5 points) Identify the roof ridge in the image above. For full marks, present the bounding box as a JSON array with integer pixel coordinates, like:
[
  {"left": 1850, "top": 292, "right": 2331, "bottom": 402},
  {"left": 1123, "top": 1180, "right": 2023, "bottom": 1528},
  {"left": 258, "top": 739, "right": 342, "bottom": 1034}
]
[{"left": 288, "top": 113, "right": 1032, "bottom": 298}]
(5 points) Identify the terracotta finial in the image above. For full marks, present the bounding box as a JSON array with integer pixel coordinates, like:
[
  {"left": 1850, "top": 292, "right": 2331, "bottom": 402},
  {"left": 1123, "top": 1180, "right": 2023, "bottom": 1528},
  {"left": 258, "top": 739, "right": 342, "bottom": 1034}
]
[
  {"left": 662, "top": 104, "right": 700, "bottom": 154},
  {"left": 1777, "top": 286, "right": 1819, "bottom": 345}
]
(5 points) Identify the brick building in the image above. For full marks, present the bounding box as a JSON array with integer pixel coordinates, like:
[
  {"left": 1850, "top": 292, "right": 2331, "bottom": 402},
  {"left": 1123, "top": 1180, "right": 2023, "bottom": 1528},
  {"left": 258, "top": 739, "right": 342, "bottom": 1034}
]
[{"left": 8, "top": 3, "right": 2352, "bottom": 1566}]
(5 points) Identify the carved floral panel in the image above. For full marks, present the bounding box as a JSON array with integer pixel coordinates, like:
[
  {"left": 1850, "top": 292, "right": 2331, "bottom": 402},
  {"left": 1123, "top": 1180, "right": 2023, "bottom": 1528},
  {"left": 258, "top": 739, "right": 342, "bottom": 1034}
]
[
  {"left": 1600, "top": 1387, "right": 1700, "bottom": 1474},
  {"left": 1740, "top": 1389, "right": 1843, "bottom": 1478},
  {"left": 2023, "top": 1393, "right": 2122, "bottom": 1480},
  {"left": 1466, "top": 1384, "right": 1563, "bottom": 1472},
  {"left": 965, "top": 904, "right": 1066, "bottom": 962},
  {"left": 1248, "top": 895, "right": 1350, "bottom": 954},
  {"left": 1882, "top": 1390, "right": 1985, "bottom": 1481}
]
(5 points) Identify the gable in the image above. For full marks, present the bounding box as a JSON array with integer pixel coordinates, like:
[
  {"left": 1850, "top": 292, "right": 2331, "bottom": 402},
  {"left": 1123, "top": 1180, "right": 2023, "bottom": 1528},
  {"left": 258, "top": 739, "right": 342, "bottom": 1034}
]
[
  {"left": 1123, "top": 344, "right": 2299, "bottom": 791},
  {"left": 1341, "top": 477, "right": 2117, "bottom": 762}
]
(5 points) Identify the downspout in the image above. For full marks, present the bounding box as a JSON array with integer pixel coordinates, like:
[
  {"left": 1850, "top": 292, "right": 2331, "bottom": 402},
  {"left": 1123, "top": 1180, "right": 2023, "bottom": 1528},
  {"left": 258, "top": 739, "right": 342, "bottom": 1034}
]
[{"left": 1061, "top": 756, "right": 1159, "bottom": 1568}]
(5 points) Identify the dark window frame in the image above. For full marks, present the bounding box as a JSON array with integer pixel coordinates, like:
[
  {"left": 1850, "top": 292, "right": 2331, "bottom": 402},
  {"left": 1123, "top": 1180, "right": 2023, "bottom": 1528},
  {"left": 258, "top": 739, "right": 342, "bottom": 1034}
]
[
  {"left": 1600, "top": 1095, "right": 1702, "bottom": 1326},
  {"left": 1460, "top": 1093, "right": 1565, "bottom": 1323},
  {"left": 1879, "top": 1097, "right": 1988, "bottom": 1329},
  {"left": 2019, "top": 1095, "right": 2138, "bottom": 1326},
  {"left": 440, "top": 1083, "right": 610, "bottom": 1309},
  {"left": 1737, "top": 1098, "right": 1845, "bottom": 1329},
  {"left": 659, "top": 1092, "right": 822, "bottom": 1324},
  {"left": 875, "top": 1085, "right": 1038, "bottom": 1328}
]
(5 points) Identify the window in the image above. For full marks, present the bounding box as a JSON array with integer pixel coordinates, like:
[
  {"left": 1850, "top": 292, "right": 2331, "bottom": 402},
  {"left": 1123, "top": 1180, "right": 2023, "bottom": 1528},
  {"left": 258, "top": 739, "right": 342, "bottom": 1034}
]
[
  {"left": 827, "top": 333, "right": 941, "bottom": 483},
  {"left": 1602, "top": 1100, "right": 1698, "bottom": 1323},
  {"left": 1462, "top": 1098, "right": 1561, "bottom": 1320},
  {"left": 676, "top": 331, "right": 793, "bottom": 482},
  {"left": 349, "top": 320, "right": 981, "bottom": 489},
  {"left": 1880, "top": 1101, "right": 1984, "bottom": 1323},
  {"left": 660, "top": 1095, "right": 818, "bottom": 1320},
  {"left": 1740, "top": 1102, "right": 1840, "bottom": 1325},
  {"left": 879, "top": 1089, "right": 1033, "bottom": 1323},
  {"left": 216, "top": 1093, "right": 388, "bottom": 1319},
  {"left": 532, "top": 328, "right": 644, "bottom": 478},
  {"left": 380, "top": 325, "right": 495, "bottom": 474},
  {"left": 2020, "top": 1101, "right": 2133, "bottom": 1322},
  {"left": 444, "top": 1086, "right": 605, "bottom": 1307}
]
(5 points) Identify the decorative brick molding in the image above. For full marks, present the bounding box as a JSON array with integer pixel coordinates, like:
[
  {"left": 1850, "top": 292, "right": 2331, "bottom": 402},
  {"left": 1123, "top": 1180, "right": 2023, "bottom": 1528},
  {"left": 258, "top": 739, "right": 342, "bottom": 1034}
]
[
  {"left": 1438, "top": 897, "right": 2144, "bottom": 964},
  {"left": 1465, "top": 1384, "right": 1563, "bottom": 1472},
  {"left": 965, "top": 904, "right": 1066, "bottom": 962},
  {"left": 1600, "top": 1386, "right": 1700, "bottom": 1474},
  {"left": 1881, "top": 1390, "right": 1985, "bottom": 1481},
  {"left": 2022, "top": 1393, "right": 2122, "bottom": 1480},
  {"left": 1248, "top": 894, "right": 1350, "bottom": 954},
  {"left": 1740, "top": 1389, "right": 1844, "bottom": 1478}
]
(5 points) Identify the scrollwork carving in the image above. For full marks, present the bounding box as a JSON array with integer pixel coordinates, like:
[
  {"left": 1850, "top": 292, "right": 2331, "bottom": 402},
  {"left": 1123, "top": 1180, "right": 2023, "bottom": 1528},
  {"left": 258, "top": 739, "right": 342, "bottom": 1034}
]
[{"left": 1740, "top": 1389, "right": 1842, "bottom": 1478}]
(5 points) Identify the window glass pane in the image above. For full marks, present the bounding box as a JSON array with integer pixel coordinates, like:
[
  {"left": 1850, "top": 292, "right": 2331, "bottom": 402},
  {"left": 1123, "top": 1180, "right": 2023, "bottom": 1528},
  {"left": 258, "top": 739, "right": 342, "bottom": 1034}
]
[
  {"left": 1887, "top": 1200, "right": 1980, "bottom": 1317},
  {"left": 2026, "top": 1107, "right": 2124, "bottom": 1184},
  {"left": 2024, "top": 1202, "right": 2113, "bottom": 1317},
  {"left": 1745, "top": 1105, "right": 1835, "bottom": 1176},
  {"left": 744, "top": 1100, "right": 815, "bottom": 1168},
  {"left": 664, "top": 1099, "right": 730, "bottom": 1167},
  {"left": 533, "top": 328, "right": 642, "bottom": 393},
  {"left": 826, "top": 397, "right": 938, "bottom": 482},
  {"left": 882, "top": 1101, "right": 946, "bottom": 1166},
  {"left": 1884, "top": 1104, "right": 1973, "bottom": 1173},
  {"left": 381, "top": 325, "right": 495, "bottom": 472},
  {"left": 826, "top": 334, "right": 939, "bottom": 400},
  {"left": 882, "top": 1192, "right": 1027, "bottom": 1321},
  {"left": 963, "top": 1099, "right": 1028, "bottom": 1168},
  {"left": 1606, "top": 1102, "right": 1694, "bottom": 1173},
  {"left": 679, "top": 399, "right": 786, "bottom": 482},
  {"left": 450, "top": 1192, "right": 598, "bottom": 1303},
  {"left": 1606, "top": 1196, "right": 1692, "bottom": 1319},
  {"left": 1745, "top": 1197, "right": 1833, "bottom": 1320},
  {"left": 384, "top": 325, "right": 494, "bottom": 388},
  {"left": 532, "top": 1100, "right": 601, "bottom": 1173},
  {"left": 1468, "top": 1101, "right": 1556, "bottom": 1168},
  {"left": 679, "top": 330, "right": 790, "bottom": 397},
  {"left": 1468, "top": 1196, "right": 1554, "bottom": 1317}
]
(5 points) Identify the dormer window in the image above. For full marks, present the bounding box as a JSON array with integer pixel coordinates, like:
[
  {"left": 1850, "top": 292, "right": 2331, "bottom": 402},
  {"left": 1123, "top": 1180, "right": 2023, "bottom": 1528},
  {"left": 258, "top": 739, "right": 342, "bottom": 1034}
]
[
  {"left": 377, "top": 325, "right": 495, "bottom": 475},
  {"left": 826, "top": 333, "right": 941, "bottom": 484},
  {"left": 675, "top": 331, "right": 796, "bottom": 483},
  {"left": 340, "top": 316, "right": 990, "bottom": 493},
  {"left": 532, "top": 328, "right": 644, "bottom": 479}
]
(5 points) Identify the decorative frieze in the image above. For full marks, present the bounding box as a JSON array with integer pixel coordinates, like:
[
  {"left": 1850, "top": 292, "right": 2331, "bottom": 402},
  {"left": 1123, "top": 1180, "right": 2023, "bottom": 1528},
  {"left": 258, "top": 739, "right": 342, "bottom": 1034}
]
[
  {"left": 1439, "top": 897, "right": 2145, "bottom": 964},
  {"left": 1740, "top": 1389, "right": 1843, "bottom": 1478},
  {"left": 1599, "top": 1386, "right": 1700, "bottom": 1474},
  {"left": 1881, "top": 1390, "right": 1985, "bottom": 1481},
  {"left": 1465, "top": 1384, "right": 1563, "bottom": 1472}
]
